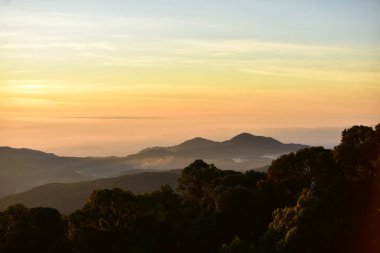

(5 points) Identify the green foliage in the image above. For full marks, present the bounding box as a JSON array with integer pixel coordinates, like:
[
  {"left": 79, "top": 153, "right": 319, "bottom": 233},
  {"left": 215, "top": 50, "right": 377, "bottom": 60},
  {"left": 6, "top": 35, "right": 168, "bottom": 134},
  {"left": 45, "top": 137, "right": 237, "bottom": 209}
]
[
  {"left": 256, "top": 189, "right": 340, "bottom": 253},
  {"left": 67, "top": 185, "right": 182, "bottom": 253},
  {"left": 178, "top": 159, "right": 222, "bottom": 207},
  {"left": 0, "top": 204, "right": 69, "bottom": 253},
  {"left": 268, "top": 147, "right": 339, "bottom": 203},
  {"left": 335, "top": 124, "right": 380, "bottom": 181}
]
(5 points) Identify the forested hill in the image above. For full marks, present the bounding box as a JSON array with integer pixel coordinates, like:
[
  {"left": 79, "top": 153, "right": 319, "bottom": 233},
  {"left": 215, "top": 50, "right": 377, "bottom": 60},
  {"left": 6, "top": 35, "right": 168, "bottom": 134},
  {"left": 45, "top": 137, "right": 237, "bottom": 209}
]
[
  {"left": 0, "top": 124, "right": 379, "bottom": 253},
  {"left": 0, "top": 170, "right": 180, "bottom": 214}
]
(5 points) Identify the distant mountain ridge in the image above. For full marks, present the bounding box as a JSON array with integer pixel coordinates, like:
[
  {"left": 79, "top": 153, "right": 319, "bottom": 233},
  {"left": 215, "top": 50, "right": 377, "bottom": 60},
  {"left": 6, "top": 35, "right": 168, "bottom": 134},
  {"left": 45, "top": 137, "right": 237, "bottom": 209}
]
[
  {"left": 0, "top": 133, "right": 308, "bottom": 197},
  {"left": 0, "top": 146, "right": 57, "bottom": 159},
  {"left": 137, "top": 133, "right": 305, "bottom": 157}
]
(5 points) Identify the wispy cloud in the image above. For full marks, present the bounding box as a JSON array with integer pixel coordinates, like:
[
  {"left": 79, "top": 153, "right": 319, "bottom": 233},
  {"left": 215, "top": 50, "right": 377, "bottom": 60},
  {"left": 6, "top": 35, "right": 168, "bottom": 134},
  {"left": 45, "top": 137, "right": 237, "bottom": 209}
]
[
  {"left": 0, "top": 42, "right": 114, "bottom": 50},
  {"left": 164, "top": 39, "right": 352, "bottom": 56},
  {"left": 1, "top": 4, "right": 379, "bottom": 85},
  {"left": 77, "top": 38, "right": 379, "bottom": 83}
]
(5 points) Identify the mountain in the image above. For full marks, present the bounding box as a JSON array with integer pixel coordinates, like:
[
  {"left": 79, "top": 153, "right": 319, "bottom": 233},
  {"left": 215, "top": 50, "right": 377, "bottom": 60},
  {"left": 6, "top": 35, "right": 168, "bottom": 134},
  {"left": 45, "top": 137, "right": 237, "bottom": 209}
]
[
  {"left": 0, "top": 147, "right": 146, "bottom": 197},
  {"left": 129, "top": 133, "right": 307, "bottom": 170},
  {"left": 0, "top": 133, "right": 308, "bottom": 197},
  {"left": 0, "top": 170, "right": 180, "bottom": 214}
]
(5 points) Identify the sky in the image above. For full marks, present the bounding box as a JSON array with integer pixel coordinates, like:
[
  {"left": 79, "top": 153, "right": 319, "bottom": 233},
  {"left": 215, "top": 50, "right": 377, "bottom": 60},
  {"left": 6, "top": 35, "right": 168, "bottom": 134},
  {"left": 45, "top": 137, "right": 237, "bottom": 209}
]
[{"left": 0, "top": 0, "right": 379, "bottom": 156}]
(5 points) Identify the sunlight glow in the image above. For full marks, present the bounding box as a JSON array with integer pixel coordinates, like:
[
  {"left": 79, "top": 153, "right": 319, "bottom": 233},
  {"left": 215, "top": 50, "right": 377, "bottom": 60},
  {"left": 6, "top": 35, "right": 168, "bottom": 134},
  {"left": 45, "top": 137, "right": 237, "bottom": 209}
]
[
  {"left": 14, "top": 84, "right": 50, "bottom": 93},
  {"left": 0, "top": 0, "right": 379, "bottom": 156}
]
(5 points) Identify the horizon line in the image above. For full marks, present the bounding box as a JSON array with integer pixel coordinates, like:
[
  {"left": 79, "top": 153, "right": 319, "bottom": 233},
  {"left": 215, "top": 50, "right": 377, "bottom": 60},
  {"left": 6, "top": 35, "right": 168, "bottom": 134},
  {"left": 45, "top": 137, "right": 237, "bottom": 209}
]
[{"left": 55, "top": 116, "right": 168, "bottom": 119}]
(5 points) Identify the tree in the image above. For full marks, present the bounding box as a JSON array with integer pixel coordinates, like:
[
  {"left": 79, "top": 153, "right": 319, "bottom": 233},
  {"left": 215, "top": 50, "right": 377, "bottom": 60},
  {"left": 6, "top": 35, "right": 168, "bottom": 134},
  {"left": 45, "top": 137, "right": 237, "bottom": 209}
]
[
  {"left": 334, "top": 124, "right": 380, "bottom": 182},
  {"left": 0, "top": 204, "right": 69, "bottom": 253},
  {"left": 267, "top": 147, "right": 338, "bottom": 203},
  {"left": 333, "top": 124, "right": 380, "bottom": 253},
  {"left": 178, "top": 160, "right": 221, "bottom": 209},
  {"left": 216, "top": 186, "right": 260, "bottom": 241},
  {"left": 255, "top": 189, "right": 341, "bottom": 253},
  {"left": 67, "top": 189, "right": 139, "bottom": 253},
  {"left": 68, "top": 187, "right": 183, "bottom": 253},
  {"left": 256, "top": 124, "right": 380, "bottom": 253}
]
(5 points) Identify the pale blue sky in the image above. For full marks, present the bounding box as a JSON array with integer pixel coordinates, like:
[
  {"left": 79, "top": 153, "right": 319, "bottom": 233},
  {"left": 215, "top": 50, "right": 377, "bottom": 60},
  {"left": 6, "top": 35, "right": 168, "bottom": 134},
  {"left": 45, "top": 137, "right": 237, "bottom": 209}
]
[{"left": 2, "top": 0, "right": 380, "bottom": 46}]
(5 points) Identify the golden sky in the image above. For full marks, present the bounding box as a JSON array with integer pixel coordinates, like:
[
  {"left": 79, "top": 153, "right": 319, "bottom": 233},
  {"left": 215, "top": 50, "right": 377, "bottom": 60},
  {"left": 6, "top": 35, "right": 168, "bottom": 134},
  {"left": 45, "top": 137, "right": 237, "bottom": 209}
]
[{"left": 0, "top": 0, "right": 379, "bottom": 156}]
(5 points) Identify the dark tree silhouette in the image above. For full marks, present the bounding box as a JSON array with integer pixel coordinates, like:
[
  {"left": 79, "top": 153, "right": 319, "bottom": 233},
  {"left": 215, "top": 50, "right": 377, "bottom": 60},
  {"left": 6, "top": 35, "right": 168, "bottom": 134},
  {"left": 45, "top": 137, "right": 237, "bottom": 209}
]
[{"left": 0, "top": 204, "right": 69, "bottom": 253}]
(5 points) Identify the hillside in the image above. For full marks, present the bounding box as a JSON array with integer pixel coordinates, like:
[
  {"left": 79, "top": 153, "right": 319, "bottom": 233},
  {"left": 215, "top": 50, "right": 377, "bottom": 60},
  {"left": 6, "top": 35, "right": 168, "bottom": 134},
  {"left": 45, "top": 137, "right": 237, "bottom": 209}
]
[
  {"left": 0, "top": 147, "right": 142, "bottom": 197},
  {"left": 0, "top": 170, "right": 180, "bottom": 214}
]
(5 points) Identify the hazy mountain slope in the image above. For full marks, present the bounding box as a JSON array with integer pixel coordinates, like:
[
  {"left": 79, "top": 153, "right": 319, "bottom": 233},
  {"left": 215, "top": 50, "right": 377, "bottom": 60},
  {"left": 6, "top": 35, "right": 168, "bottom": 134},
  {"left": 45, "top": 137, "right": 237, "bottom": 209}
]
[
  {"left": 0, "top": 133, "right": 308, "bottom": 196},
  {"left": 123, "top": 133, "right": 308, "bottom": 171},
  {"left": 0, "top": 147, "right": 138, "bottom": 197},
  {"left": 0, "top": 147, "right": 85, "bottom": 197},
  {"left": 0, "top": 170, "right": 180, "bottom": 214}
]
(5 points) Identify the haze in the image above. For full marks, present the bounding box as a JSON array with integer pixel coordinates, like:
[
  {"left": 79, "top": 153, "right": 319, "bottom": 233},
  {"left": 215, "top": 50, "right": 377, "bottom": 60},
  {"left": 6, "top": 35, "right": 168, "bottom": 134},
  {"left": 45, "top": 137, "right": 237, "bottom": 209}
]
[{"left": 1, "top": 0, "right": 379, "bottom": 156}]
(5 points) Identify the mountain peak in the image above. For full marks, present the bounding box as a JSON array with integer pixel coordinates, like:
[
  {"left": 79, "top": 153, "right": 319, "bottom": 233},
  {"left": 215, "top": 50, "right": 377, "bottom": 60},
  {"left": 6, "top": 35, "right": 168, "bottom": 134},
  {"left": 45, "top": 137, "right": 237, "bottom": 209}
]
[
  {"left": 227, "top": 133, "right": 282, "bottom": 145},
  {"left": 159, "top": 137, "right": 217, "bottom": 152},
  {"left": 231, "top": 133, "right": 256, "bottom": 140},
  {"left": 182, "top": 137, "right": 213, "bottom": 145}
]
